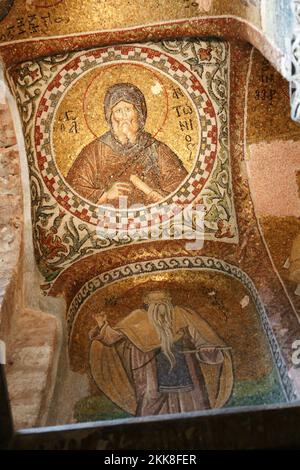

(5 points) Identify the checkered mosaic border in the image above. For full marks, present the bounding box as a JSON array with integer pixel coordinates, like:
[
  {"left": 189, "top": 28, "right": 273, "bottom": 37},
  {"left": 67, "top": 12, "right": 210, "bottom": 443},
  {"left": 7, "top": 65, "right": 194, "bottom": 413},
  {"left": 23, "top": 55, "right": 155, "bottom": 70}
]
[
  {"left": 35, "top": 45, "right": 218, "bottom": 227},
  {"left": 67, "top": 256, "right": 297, "bottom": 402}
]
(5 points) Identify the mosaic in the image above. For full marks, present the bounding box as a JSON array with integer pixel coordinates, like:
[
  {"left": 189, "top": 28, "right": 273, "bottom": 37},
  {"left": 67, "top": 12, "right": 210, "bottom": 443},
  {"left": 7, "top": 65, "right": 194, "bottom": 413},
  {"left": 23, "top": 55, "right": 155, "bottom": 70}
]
[
  {"left": 0, "top": 0, "right": 262, "bottom": 45},
  {"left": 246, "top": 48, "right": 300, "bottom": 321},
  {"left": 69, "top": 259, "right": 290, "bottom": 419},
  {"left": 8, "top": 39, "right": 238, "bottom": 285},
  {"left": 3, "top": 20, "right": 300, "bottom": 427},
  {"left": 0, "top": 0, "right": 13, "bottom": 22}
]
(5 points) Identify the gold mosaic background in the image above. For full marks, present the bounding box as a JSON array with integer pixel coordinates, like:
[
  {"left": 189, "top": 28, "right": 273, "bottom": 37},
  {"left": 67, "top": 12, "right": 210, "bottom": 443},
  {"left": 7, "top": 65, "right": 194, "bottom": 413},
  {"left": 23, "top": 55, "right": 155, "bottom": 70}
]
[
  {"left": 247, "top": 49, "right": 300, "bottom": 145},
  {"left": 53, "top": 63, "right": 198, "bottom": 176}
]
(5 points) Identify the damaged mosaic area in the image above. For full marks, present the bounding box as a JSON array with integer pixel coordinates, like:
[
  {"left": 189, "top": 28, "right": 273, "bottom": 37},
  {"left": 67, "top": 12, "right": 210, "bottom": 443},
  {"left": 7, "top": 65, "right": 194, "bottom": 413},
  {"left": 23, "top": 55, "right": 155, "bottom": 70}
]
[{"left": 8, "top": 39, "right": 237, "bottom": 286}]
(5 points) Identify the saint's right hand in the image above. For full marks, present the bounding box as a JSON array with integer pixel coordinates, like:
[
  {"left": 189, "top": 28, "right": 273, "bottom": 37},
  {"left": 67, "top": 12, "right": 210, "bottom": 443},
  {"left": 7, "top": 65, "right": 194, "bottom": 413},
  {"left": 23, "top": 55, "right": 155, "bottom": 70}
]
[
  {"left": 104, "top": 182, "right": 131, "bottom": 201},
  {"left": 94, "top": 312, "right": 107, "bottom": 330}
]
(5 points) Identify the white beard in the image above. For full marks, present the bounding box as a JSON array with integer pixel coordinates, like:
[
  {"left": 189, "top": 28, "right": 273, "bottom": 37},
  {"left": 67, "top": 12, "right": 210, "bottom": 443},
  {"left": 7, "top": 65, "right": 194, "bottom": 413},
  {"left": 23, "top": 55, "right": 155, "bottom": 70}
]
[{"left": 147, "top": 301, "right": 176, "bottom": 371}]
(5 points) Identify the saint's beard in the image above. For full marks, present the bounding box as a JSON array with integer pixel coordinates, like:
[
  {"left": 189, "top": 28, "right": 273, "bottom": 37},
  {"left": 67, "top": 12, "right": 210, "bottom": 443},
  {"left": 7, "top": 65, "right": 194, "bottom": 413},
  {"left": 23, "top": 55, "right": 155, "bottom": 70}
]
[{"left": 112, "top": 118, "right": 139, "bottom": 145}]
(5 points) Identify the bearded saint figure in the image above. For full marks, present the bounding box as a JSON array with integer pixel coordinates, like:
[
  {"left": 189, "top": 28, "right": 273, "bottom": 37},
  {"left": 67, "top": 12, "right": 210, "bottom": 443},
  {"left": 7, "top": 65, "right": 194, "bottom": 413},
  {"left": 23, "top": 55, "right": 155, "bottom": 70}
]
[
  {"left": 66, "top": 83, "right": 188, "bottom": 207},
  {"left": 89, "top": 290, "right": 233, "bottom": 417}
]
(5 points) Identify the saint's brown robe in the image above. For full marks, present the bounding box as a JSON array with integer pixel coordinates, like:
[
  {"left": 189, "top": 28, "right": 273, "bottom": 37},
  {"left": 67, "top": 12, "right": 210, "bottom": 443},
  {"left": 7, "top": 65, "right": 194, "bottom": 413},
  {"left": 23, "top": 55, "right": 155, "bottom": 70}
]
[{"left": 66, "top": 131, "right": 188, "bottom": 206}]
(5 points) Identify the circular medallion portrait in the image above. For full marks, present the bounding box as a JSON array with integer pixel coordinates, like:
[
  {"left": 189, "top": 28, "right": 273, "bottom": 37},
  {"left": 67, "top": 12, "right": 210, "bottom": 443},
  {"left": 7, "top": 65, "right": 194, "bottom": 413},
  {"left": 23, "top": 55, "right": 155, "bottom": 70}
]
[
  {"left": 53, "top": 62, "right": 200, "bottom": 209},
  {"left": 35, "top": 45, "right": 218, "bottom": 226}
]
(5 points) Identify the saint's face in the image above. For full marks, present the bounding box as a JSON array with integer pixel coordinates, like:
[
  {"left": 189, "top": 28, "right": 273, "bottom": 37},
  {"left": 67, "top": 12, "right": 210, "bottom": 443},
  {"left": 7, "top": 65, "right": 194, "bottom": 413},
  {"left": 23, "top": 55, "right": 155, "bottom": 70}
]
[{"left": 111, "top": 100, "right": 140, "bottom": 144}]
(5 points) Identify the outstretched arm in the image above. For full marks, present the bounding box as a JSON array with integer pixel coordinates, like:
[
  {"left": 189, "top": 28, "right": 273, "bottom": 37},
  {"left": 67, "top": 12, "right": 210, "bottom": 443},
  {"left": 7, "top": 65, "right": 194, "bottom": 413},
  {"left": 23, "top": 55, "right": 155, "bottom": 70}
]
[{"left": 89, "top": 312, "right": 124, "bottom": 346}]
